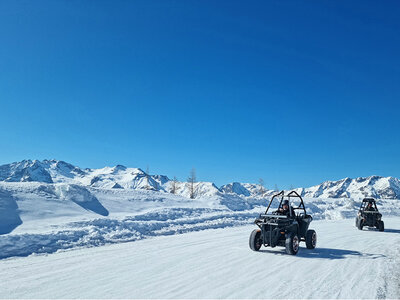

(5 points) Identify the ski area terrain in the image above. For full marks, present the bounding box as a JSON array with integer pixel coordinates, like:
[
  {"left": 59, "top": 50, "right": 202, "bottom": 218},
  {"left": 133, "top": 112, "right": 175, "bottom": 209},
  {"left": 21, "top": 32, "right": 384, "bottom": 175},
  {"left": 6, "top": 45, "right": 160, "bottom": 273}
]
[
  {"left": 1, "top": 218, "right": 400, "bottom": 299},
  {"left": 0, "top": 160, "right": 399, "bottom": 298}
]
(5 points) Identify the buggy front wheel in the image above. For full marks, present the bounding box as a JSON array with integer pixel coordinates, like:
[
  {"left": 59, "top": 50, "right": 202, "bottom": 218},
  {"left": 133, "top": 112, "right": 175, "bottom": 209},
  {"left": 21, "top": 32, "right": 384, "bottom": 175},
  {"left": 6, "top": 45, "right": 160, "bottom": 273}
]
[
  {"left": 357, "top": 219, "right": 364, "bottom": 230},
  {"left": 378, "top": 221, "right": 384, "bottom": 232},
  {"left": 249, "top": 229, "right": 262, "bottom": 251},
  {"left": 285, "top": 232, "right": 299, "bottom": 255}
]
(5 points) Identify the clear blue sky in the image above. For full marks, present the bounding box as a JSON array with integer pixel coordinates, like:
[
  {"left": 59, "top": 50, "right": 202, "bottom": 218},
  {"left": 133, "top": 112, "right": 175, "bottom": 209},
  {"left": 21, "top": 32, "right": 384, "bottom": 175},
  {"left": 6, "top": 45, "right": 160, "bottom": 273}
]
[{"left": 1, "top": 0, "right": 399, "bottom": 188}]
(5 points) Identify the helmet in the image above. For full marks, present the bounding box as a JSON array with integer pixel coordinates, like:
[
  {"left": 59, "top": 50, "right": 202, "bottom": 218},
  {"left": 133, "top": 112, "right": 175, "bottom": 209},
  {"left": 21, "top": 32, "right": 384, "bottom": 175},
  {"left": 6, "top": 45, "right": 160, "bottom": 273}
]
[{"left": 282, "top": 200, "right": 289, "bottom": 206}]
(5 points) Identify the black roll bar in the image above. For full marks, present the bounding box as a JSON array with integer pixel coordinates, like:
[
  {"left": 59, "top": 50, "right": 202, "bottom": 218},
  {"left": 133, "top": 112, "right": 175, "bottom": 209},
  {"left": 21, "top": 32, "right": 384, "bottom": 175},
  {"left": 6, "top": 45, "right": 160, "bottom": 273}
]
[
  {"left": 265, "top": 190, "right": 284, "bottom": 214},
  {"left": 265, "top": 190, "right": 307, "bottom": 216}
]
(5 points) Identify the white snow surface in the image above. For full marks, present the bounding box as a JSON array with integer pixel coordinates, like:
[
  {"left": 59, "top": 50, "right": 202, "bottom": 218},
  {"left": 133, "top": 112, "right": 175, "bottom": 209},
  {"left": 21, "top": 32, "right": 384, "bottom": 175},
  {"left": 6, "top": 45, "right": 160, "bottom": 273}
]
[{"left": 1, "top": 218, "right": 400, "bottom": 299}]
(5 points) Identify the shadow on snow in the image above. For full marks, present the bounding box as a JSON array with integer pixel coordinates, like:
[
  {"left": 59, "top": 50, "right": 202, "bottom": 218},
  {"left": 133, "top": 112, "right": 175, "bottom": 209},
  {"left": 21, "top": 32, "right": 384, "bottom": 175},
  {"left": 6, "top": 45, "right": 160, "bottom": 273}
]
[
  {"left": 382, "top": 228, "right": 400, "bottom": 234},
  {"left": 260, "top": 247, "right": 386, "bottom": 260},
  {"left": 73, "top": 197, "right": 109, "bottom": 217},
  {"left": 0, "top": 189, "right": 22, "bottom": 235}
]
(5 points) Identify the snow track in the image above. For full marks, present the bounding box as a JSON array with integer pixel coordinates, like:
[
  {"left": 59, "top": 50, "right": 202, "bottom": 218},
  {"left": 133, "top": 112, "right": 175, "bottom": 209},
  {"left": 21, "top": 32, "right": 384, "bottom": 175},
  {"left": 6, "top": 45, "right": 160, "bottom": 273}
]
[{"left": 1, "top": 218, "right": 400, "bottom": 299}]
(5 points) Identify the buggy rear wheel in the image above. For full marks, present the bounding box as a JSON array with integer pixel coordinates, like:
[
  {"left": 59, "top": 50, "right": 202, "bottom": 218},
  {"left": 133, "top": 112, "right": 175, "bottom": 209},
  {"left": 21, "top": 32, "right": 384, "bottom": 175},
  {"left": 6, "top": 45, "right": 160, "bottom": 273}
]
[
  {"left": 285, "top": 232, "right": 299, "bottom": 255},
  {"left": 249, "top": 229, "right": 262, "bottom": 251},
  {"left": 305, "top": 229, "right": 317, "bottom": 249}
]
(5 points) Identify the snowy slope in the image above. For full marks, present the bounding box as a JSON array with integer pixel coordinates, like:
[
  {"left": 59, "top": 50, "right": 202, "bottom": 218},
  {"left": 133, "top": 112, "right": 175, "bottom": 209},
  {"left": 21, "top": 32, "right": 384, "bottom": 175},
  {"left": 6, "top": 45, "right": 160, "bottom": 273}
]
[{"left": 1, "top": 218, "right": 400, "bottom": 299}]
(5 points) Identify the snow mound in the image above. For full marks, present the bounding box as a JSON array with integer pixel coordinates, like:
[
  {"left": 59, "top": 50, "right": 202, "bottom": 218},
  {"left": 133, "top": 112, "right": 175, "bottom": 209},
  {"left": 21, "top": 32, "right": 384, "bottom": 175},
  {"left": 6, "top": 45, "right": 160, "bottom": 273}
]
[
  {"left": 0, "top": 208, "right": 256, "bottom": 259},
  {"left": 55, "top": 184, "right": 109, "bottom": 216}
]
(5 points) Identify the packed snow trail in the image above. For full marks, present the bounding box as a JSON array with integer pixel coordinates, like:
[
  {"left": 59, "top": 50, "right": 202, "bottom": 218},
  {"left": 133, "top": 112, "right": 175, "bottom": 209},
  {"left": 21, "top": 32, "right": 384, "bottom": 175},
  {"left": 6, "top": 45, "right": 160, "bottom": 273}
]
[{"left": 1, "top": 218, "right": 399, "bottom": 299}]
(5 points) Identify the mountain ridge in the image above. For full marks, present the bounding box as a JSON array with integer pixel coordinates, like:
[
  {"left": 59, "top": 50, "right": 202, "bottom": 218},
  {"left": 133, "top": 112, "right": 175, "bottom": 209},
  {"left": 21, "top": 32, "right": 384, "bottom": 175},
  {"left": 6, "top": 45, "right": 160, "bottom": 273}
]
[{"left": 0, "top": 159, "right": 399, "bottom": 199}]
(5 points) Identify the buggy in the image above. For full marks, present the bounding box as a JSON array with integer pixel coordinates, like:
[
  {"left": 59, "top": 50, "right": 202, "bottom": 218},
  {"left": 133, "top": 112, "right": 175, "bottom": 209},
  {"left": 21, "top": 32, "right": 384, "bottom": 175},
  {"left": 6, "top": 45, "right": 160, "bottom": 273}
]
[
  {"left": 355, "top": 198, "right": 384, "bottom": 231},
  {"left": 249, "top": 191, "right": 317, "bottom": 255}
]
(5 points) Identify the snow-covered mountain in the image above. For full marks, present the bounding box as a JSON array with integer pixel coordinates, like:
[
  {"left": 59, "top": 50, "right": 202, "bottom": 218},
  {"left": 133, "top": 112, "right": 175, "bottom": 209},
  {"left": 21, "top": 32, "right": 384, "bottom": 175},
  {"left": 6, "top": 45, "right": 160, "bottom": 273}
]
[
  {"left": 0, "top": 159, "right": 399, "bottom": 199},
  {"left": 0, "top": 159, "right": 222, "bottom": 199},
  {"left": 221, "top": 177, "right": 400, "bottom": 200},
  {"left": 295, "top": 176, "right": 400, "bottom": 199},
  {"left": 223, "top": 178, "right": 400, "bottom": 200},
  {"left": 220, "top": 182, "right": 263, "bottom": 197}
]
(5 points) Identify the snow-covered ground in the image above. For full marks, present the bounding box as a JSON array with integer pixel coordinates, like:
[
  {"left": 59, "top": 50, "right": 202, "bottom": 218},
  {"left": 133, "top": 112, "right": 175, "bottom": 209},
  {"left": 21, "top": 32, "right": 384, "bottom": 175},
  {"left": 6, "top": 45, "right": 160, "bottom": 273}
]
[
  {"left": 1, "top": 218, "right": 400, "bottom": 299},
  {"left": 1, "top": 181, "right": 400, "bottom": 261},
  {"left": 1, "top": 160, "right": 400, "bottom": 298}
]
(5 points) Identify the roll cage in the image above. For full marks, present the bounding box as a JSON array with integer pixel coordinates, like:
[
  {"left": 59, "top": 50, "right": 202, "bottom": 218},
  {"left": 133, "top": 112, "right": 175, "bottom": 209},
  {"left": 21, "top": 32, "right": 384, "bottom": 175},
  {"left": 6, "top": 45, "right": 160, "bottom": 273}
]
[
  {"left": 359, "top": 198, "right": 378, "bottom": 212},
  {"left": 264, "top": 191, "right": 307, "bottom": 218}
]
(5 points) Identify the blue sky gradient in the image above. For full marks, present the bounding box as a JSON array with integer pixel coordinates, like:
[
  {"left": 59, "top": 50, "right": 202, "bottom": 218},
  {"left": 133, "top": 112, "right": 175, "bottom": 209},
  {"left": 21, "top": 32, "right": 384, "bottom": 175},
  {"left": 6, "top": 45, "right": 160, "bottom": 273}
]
[{"left": 1, "top": 0, "right": 399, "bottom": 188}]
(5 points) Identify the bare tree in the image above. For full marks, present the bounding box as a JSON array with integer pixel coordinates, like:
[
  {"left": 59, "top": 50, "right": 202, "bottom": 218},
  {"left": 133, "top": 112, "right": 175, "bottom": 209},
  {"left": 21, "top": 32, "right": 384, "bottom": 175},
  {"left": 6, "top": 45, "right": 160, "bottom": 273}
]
[
  {"left": 187, "top": 168, "right": 197, "bottom": 199},
  {"left": 258, "top": 178, "right": 265, "bottom": 196},
  {"left": 171, "top": 176, "right": 178, "bottom": 194}
]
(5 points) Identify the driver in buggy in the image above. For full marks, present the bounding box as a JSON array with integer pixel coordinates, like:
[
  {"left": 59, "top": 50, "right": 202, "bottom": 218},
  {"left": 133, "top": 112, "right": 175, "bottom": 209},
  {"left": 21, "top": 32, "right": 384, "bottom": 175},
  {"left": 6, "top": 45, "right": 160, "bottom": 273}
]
[
  {"left": 365, "top": 201, "right": 376, "bottom": 211},
  {"left": 276, "top": 199, "right": 296, "bottom": 217}
]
